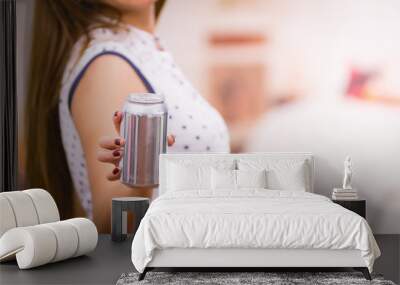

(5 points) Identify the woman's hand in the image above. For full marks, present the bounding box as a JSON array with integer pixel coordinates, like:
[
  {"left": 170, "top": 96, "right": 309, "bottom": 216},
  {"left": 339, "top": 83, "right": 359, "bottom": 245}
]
[{"left": 97, "top": 111, "right": 175, "bottom": 181}]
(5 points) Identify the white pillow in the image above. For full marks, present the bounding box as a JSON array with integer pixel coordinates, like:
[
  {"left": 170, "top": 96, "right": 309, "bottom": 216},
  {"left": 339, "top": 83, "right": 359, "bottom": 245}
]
[
  {"left": 236, "top": 169, "right": 267, "bottom": 189},
  {"left": 266, "top": 164, "right": 306, "bottom": 191},
  {"left": 211, "top": 168, "right": 237, "bottom": 190},
  {"left": 238, "top": 159, "right": 309, "bottom": 191},
  {"left": 167, "top": 163, "right": 211, "bottom": 191}
]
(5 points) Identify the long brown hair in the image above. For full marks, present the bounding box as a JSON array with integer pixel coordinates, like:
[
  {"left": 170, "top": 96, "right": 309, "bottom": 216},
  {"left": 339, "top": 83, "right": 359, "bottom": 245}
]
[{"left": 25, "top": 0, "right": 165, "bottom": 219}]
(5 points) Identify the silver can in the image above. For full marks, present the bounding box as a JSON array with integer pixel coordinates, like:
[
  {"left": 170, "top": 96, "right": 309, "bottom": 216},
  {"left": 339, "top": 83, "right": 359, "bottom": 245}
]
[{"left": 120, "top": 93, "right": 168, "bottom": 187}]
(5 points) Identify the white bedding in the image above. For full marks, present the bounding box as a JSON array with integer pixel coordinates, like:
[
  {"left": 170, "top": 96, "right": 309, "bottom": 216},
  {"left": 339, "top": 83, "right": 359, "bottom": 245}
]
[{"left": 131, "top": 190, "right": 380, "bottom": 273}]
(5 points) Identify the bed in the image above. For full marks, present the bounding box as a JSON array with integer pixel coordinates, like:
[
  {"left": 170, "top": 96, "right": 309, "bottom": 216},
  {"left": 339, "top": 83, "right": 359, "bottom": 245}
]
[{"left": 131, "top": 153, "right": 380, "bottom": 281}]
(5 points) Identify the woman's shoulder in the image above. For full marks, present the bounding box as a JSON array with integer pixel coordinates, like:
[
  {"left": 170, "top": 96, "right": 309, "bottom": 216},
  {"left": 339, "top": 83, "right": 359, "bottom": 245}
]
[
  {"left": 73, "top": 26, "right": 144, "bottom": 60},
  {"left": 62, "top": 27, "right": 140, "bottom": 88},
  {"left": 88, "top": 27, "right": 136, "bottom": 48},
  {"left": 79, "top": 27, "right": 140, "bottom": 60}
]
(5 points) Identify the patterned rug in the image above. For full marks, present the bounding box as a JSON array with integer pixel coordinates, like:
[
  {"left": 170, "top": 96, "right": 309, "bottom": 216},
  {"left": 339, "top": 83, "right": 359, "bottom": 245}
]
[{"left": 117, "top": 271, "right": 396, "bottom": 285}]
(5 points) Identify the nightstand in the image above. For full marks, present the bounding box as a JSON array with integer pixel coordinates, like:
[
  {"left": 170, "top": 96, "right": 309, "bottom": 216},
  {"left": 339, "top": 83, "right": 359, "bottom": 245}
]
[
  {"left": 332, "top": 199, "right": 366, "bottom": 218},
  {"left": 111, "top": 197, "right": 149, "bottom": 242}
]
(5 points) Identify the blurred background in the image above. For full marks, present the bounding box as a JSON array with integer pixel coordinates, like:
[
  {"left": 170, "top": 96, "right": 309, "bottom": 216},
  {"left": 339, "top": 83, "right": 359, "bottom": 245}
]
[{"left": 17, "top": 0, "right": 400, "bottom": 234}]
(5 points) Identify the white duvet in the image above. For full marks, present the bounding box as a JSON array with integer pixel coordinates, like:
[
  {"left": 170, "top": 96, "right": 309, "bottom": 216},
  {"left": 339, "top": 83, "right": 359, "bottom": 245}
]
[{"left": 131, "top": 190, "right": 380, "bottom": 273}]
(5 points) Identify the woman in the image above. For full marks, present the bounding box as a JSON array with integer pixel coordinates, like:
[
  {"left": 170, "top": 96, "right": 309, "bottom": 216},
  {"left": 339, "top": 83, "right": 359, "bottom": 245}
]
[{"left": 25, "top": 0, "right": 230, "bottom": 233}]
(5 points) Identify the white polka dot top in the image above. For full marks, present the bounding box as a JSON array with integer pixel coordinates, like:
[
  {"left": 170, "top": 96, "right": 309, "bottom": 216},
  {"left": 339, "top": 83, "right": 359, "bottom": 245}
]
[{"left": 58, "top": 25, "right": 230, "bottom": 218}]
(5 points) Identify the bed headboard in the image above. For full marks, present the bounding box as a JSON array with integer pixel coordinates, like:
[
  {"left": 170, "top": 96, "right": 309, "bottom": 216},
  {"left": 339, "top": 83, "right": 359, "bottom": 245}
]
[{"left": 159, "top": 153, "right": 314, "bottom": 195}]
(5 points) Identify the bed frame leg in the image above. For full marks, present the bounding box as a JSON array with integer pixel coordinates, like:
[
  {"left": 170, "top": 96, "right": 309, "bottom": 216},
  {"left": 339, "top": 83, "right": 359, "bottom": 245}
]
[
  {"left": 138, "top": 268, "right": 148, "bottom": 281},
  {"left": 354, "top": 267, "right": 371, "bottom": 280}
]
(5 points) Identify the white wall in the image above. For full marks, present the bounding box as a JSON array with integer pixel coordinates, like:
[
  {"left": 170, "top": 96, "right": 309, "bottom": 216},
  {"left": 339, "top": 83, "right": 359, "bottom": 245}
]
[
  {"left": 245, "top": 99, "right": 400, "bottom": 234},
  {"left": 158, "top": 0, "right": 400, "bottom": 100},
  {"left": 158, "top": 0, "right": 400, "bottom": 234}
]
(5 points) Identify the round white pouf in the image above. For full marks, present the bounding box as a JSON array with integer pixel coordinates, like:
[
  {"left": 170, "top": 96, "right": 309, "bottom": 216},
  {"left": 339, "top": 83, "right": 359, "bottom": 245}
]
[
  {"left": 42, "top": 221, "right": 79, "bottom": 262},
  {"left": 23, "top": 189, "right": 60, "bottom": 224},
  {"left": 0, "top": 192, "right": 39, "bottom": 227},
  {"left": 0, "top": 219, "right": 98, "bottom": 269},
  {"left": 0, "top": 190, "right": 97, "bottom": 269},
  {"left": 0, "top": 225, "right": 57, "bottom": 269},
  {"left": 65, "top": 218, "right": 98, "bottom": 257},
  {"left": 0, "top": 196, "right": 17, "bottom": 237}
]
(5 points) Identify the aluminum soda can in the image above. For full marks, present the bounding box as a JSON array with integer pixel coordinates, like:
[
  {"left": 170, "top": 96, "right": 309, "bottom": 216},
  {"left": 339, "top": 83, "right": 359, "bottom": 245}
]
[{"left": 120, "top": 93, "right": 168, "bottom": 187}]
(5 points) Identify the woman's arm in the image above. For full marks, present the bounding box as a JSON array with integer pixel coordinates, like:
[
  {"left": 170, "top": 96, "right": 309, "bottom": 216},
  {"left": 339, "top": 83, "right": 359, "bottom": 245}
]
[{"left": 71, "top": 54, "right": 152, "bottom": 233}]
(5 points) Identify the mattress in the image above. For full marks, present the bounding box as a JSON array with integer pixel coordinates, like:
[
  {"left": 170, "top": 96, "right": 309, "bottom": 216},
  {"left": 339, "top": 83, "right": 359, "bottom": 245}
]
[{"left": 131, "top": 190, "right": 380, "bottom": 273}]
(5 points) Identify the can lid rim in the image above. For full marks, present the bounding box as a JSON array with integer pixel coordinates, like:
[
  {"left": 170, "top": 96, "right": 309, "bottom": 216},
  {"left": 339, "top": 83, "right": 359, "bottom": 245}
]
[{"left": 128, "top": 93, "right": 164, "bottom": 104}]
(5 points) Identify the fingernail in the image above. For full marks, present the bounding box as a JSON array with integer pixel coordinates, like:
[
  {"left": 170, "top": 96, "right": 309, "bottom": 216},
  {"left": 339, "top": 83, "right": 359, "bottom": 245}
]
[
  {"left": 113, "top": 150, "right": 120, "bottom": 157},
  {"left": 115, "top": 138, "right": 120, "bottom": 146},
  {"left": 112, "top": 168, "right": 119, "bottom": 175},
  {"left": 114, "top": 111, "right": 118, "bottom": 117}
]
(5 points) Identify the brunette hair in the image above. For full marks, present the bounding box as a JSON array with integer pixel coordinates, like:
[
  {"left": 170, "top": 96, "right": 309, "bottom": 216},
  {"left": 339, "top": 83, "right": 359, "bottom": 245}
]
[{"left": 25, "top": 0, "right": 165, "bottom": 219}]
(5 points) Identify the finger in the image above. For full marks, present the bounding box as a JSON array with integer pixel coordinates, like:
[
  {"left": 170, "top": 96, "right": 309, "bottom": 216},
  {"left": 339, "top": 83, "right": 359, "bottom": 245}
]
[
  {"left": 107, "top": 167, "right": 121, "bottom": 181},
  {"left": 167, "top": 134, "right": 175, "bottom": 147},
  {"left": 97, "top": 149, "right": 123, "bottom": 164},
  {"left": 113, "top": 111, "right": 123, "bottom": 134},
  {"left": 99, "top": 136, "right": 125, "bottom": 150}
]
